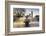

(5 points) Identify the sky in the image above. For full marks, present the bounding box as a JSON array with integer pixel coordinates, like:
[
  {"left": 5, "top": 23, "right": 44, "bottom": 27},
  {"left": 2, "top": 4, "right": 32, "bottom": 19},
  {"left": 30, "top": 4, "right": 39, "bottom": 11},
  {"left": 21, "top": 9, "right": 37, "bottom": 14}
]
[
  {"left": 25, "top": 8, "right": 39, "bottom": 17},
  {"left": 13, "top": 8, "right": 39, "bottom": 17}
]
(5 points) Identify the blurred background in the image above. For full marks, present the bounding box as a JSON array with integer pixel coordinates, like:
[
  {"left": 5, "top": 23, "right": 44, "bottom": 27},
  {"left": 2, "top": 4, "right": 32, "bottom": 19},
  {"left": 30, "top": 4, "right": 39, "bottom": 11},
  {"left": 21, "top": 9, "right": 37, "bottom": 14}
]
[{"left": 0, "top": 0, "right": 46, "bottom": 36}]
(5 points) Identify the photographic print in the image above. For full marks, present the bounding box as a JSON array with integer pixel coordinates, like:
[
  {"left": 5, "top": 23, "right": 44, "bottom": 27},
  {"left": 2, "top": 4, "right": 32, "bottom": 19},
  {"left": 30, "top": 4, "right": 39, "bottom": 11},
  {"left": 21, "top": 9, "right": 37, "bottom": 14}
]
[
  {"left": 13, "top": 8, "right": 39, "bottom": 28},
  {"left": 10, "top": 5, "right": 42, "bottom": 31},
  {"left": 10, "top": 5, "right": 43, "bottom": 32},
  {"left": 5, "top": 1, "right": 45, "bottom": 35}
]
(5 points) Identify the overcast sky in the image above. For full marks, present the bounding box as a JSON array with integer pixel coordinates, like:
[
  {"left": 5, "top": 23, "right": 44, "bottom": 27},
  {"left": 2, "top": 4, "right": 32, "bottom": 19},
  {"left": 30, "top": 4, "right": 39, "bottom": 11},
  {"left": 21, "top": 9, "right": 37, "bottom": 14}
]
[
  {"left": 13, "top": 8, "right": 39, "bottom": 17},
  {"left": 25, "top": 8, "right": 39, "bottom": 17}
]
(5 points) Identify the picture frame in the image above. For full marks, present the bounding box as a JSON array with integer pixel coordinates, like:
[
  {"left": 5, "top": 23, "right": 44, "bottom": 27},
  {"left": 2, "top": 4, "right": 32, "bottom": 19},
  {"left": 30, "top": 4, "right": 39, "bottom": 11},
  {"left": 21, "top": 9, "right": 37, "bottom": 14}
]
[{"left": 5, "top": 1, "right": 45, "bottom": 36}]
